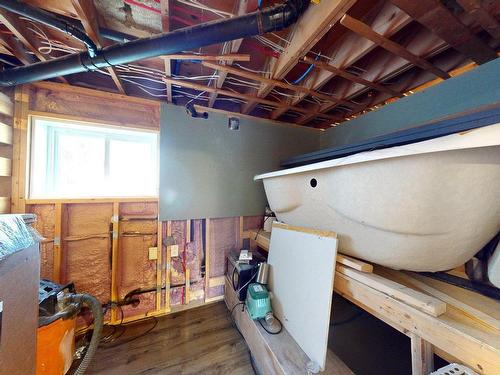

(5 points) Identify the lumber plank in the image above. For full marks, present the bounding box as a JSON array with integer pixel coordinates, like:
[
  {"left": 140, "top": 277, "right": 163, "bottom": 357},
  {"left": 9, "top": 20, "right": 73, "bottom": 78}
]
[
  {"left": 334, "top": 272, "right": 500, "bottom": 374},
  {"left": 0, "top": 122, "right": 12, "bottom": 145},
  {"left": 207, "top": 0, "right": 249, "bottom": 108},
  {"left": 245, "top": 228, "right": 373, "bottom": 272},
  {"left": 160, "top": 53, "right": 251, "bottom": 61},
  {"left": 0, "top": 92, "right": 13, "bottom": 117},
  {"left": 456, "top": 0, "right": 500, "bottom": 40},
  {"left": 410, "top": 334, "right": 434, "bottom": 375},
  {"left": 390, "top": 0, "right": 497, "bottom": 64},
  {"left": 0, "top": 196, "right": 9, "bottom": 214},
  {"left": 381, "top": 269, "right": 500, "bottom": 332},
  {"left": 0, "top": 156, "right": 11, "bottom": 177},
  {"left": 340, "top": 15, "right": 450, "bottom": 80},
  {"left": 337, "top": 264, "right": 446, "bottom": 317},
  {"left": 110, "top": 202, "right": 119, "bottom": 322},
  {"left": 242, "top": 0, "right": 357, "bottom": 114},
  {"left": 270, "top": 3, "right": 412, "bottom": 118}
]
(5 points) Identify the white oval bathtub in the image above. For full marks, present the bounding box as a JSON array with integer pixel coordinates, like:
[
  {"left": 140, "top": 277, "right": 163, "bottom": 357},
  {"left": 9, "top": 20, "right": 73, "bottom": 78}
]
[{"left": 255, "top": 123, "right": 500, "bottom": 271}]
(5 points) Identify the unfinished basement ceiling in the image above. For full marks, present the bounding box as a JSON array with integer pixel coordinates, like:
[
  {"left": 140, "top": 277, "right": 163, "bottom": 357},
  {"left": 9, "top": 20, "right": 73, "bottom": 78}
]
[{"left": 0, "top": 0, "right": 499, "bottom": 128}]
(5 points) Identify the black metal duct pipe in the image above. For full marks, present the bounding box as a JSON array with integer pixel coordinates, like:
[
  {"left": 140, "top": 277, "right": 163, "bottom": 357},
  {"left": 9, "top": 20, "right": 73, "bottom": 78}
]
[
  {"left": 0, "top": 0, "right": 98, "bottom": 57},
  {"left": 0, "top": 0, "right": 309, "bottom": 87}
]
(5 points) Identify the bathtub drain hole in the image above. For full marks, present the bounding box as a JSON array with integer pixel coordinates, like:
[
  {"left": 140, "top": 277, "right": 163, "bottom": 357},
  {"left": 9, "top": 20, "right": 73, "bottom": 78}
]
[{"left": 310, "top": 178, "right": 317, "bottom": 188}]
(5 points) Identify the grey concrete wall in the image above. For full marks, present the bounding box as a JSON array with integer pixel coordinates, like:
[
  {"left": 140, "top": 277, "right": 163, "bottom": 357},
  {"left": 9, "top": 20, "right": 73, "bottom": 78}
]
[
  {"left": 321, "top": 58, "right": 500, "bottom": 149},
  {"left": 160, "top": 105, "right": 320, "bottom": 220}
]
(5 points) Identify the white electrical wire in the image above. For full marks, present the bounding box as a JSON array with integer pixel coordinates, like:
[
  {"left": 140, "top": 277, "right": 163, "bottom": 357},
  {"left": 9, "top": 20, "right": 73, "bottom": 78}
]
[
  {"left": 233, "top": 63, "right": 270, "bottom": 75},
  {"left": 176, "top": 0, "right": 233, "bottom": 18}
]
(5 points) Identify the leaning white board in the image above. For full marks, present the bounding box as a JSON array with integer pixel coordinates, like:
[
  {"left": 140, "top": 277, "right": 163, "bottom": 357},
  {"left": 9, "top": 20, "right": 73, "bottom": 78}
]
[{"left": 267, "top": 222, "right": 338, "bottom": 371}]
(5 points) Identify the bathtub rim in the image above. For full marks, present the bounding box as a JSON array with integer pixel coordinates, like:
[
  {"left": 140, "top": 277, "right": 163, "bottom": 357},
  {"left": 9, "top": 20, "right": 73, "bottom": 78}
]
[{"left": 254, "top": 122, "right": 500, "bottom": 181}]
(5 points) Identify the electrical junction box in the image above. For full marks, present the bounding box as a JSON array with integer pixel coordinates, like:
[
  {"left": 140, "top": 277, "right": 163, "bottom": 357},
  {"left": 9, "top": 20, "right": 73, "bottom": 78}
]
[
  {"left": 169, "top": 244, "right": 179, "bottom": 257},
  {"left": 148, "top": 247, "right": 158, "bottom": 260}
]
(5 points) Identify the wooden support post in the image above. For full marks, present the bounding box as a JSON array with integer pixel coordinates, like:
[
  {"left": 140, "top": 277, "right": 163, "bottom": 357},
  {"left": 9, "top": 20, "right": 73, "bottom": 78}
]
[
  {"left": 204, "top": 218, "right": 210, "bottom": 302},
  {"left": 11, "top": 84, "right": 29, "bottom": 214},
  {"left": 239, "top": 216, "right": 244, "bottom": 249},
  {"left": 110, "top": 202, "right": 119, "bottom": 323},
  {"left": 165, "top": 221, "right": 172, "bottom": 313},
  {"left": 52, "top": 202, "right": 62, "bottom": 283},
  {"left": 185, "top": 268, "right": 190, "bottom": 305},
  {"left": 156, "top": 217, "right": 163, "bottom": 311},
  {"left": 410, "top": 334, "right": 434, "bottom": 375}
]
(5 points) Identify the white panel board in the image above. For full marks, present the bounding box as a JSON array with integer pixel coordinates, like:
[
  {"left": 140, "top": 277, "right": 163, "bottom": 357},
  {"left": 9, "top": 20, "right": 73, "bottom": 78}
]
[{"left": 267, "top": 222, "right": 338, "bottom": 370}]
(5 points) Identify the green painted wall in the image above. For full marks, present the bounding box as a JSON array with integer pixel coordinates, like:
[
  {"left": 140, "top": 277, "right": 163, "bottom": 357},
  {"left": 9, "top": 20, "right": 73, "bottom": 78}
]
[
  {"left": 160, "top": 104, "right": 320, "bottom": 220},
  {"left": 321, "top": 58, "right": 500, "bottom": 148}
]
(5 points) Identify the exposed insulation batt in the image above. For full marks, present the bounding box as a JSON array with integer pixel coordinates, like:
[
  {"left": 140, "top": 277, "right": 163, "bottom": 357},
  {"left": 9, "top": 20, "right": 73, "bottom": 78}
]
[
  {"left": 209, "top": 217, "right": 240, "bottom": 278},
  {"left": 29, "top": 204, "right": 55, "bottom": 279}
]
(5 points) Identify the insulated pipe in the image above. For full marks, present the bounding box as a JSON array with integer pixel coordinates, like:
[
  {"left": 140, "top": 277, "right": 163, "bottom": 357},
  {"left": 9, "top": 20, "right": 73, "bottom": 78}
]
[
  {"left": 0, "top": 0, "right": 309, "bottom": 86},
  {"left": 0, "top": 0, "right": 98, "bottom": 57}
]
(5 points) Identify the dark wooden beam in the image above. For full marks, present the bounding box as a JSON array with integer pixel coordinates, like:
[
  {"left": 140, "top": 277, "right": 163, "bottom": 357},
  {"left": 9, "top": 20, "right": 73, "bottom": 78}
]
[
  {"left": 269, "top": 3, "right": 412, "bottom": 120},
  {"left": 456, "top": 0, "right": 500, "bottom": 40},
  {"left": 71, "top": 0, "right": 126, "bottom": 94},
  {"left": 340, "top": 15, "right": 450, "bottom": 80},
  {"left": 160, "top": 0, "right": 173, "bottom": 102},
  {"left": 207, "top": 0, "right": 248, "bottom": 108},
  {"left": 390, "top": 0, "right": 497, "bottom": 64}
]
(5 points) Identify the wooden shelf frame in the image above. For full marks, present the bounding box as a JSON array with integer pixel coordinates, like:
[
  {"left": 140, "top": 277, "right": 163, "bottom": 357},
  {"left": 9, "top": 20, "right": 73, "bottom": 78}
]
[{"left": 243, "top": 229, "right": 500, "bottom": 374}]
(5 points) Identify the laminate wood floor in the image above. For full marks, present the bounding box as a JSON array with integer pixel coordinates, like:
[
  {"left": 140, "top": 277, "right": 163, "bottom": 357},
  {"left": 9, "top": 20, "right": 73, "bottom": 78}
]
[{"left": 87, "top": 302, "right": 254, "bottom": 375}]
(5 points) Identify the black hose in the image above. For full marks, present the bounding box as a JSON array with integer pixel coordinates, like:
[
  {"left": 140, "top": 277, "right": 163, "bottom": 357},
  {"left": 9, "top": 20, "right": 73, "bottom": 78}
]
[
  {"left": 0, "top": 0, "right": 98, "bottom": 57},
  {"left": 66, "top": 293, "right": 103, "bottom": 375}
]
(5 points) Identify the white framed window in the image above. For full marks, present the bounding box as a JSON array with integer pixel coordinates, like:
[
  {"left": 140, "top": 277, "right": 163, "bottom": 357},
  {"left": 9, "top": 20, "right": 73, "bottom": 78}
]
[{"left": 29, "top": 117, "right": 158, "bottom": 198}]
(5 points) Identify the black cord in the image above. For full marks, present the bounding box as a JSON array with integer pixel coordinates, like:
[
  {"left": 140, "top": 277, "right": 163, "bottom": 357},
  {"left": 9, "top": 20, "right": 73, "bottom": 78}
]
[
  {"left": 330, "top": 310, "right": 365, "bottom": 327},
  {"left": 101, "top": 316, "right": 159, "bottom": 349},
  {"left": 258, "top": 315, "right": 282, "bottom": 335}
]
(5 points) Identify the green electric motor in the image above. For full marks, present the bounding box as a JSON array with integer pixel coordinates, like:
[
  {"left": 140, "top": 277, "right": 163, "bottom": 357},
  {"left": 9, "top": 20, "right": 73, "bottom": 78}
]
[{"left": 245, "top": 283, "right": 272, "bottom": 320}]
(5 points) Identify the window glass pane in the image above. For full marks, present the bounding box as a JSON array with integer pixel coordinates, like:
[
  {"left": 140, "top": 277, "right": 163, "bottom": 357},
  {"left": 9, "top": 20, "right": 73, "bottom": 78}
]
[
  {"left": 54, "top": 133, "right": 106, "bottom": 196},
  {"left": 30, "top": 117, "right": 158, "bottom": 198},
  {"left": 109, "top": 139, "right": 157, "bottom": 196}
]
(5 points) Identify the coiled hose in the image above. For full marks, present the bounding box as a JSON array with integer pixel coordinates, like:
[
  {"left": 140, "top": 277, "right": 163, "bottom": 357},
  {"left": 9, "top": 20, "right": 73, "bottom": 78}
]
[{"left": 66, "top": 293, "right": 103, "bottom": 375}]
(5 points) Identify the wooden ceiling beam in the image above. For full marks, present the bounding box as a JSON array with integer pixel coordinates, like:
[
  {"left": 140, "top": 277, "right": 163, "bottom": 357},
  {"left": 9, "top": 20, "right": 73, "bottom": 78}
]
[
  {"left": 340, "top": 15, "right": 450, "bottom": 80},
  {"left": 207, "top": 0, "right": 248, "bottom": 108},
  {"left": 71, "top": 0, "right": 126, "bottom": 94},
  {"left": 0, "top": 10, "right": 67, "bottom": 83},
  {"left": 162, "top": 76, "right": 342, "bottom": 122},
  {"left": 160, "top": 53, "right": 250, "bottom": 61},
  {"left": 161, "top": 0, "right": 173, "bottom": 102},
  {"left": 303, "top": 56, "right": 401, "bottom": 97},
  {"left": 0, "top": 33, "right": 37, "bottom": 65},
  {"left": 202, "top": 61, "right": 353, "bottom": 107},
  {"left": 390, "top": 0, "right": 497, "bottom": 64},
  {"left": 455, "top": 0, "right": 500, "bottom": 40},
  {"left": 269, "top": 3, "right": 412, "bottom": 120},
  {"left": 241, "top": 0, "right": 357, "bottom": 115}
]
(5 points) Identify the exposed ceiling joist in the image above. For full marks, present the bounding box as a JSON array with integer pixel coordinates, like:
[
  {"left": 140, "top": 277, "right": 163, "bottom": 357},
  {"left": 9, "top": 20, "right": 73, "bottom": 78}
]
[
  {"left": 0, "top": 32, "right": 37, "bottom": 65},
  {"left": 0, "top": 9, "right": 67, "bottom": 83},
  {"left": 161, "top": 0, "right": 173, "bottom": 102},
  {"left": 241, "top": 0, "right": 357, "bottom": 114},
  {"left": 340, "top": 15, "right": 450, "bottom": 80},
  {"left": 302, "top": 56, "right": 401, "bottom": 97},
  {"left": 270, "top": 3, "right": 412, "bottom": 120},
  {"left": 162, "top": 76, "right": 342, "bottom": 122},
  {"left": 160, "top": 53, "right": 250, "bottom": 61},
  {"left": 71, "top": 0, "right": 126, "bottom": 94},
  {"left": 455, "top": 0, "right": 500, "bottom": 40},
  {"left": 202, "top": 61, "right": 353, "bottom": 107},
  {"left": 207, "top": 0, "right": 249, "bottom": 108},
  {"left": 390, "top": 0, "right": 497, "bottom": 64}
]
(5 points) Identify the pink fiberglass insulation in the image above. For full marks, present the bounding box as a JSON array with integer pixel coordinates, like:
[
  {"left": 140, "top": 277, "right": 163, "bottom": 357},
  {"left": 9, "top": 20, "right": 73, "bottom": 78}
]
[
  {"left": 60, "top": 203, "right": 113, "bottom": 303},
  {"left": 169, "top": 282, "right": 205, "bottom": 306},
  {"left": 62, "top": 237, "right": 111, "bottom": 303},
  {"left": 117, "top": 234, "right": 157, "bottom": 300},
  {"left": 209, "top": 217, "right": 240, "bottom": 278},
  {"left": 120, "top": 292, "right": 156, "bottom": 319},
  {"left": 29, "top": 204, "right": 55, "bottom": 279},
  {"left": 170, "top": 220, "right": 187, "bottom": 285}
]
